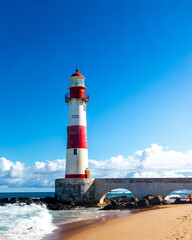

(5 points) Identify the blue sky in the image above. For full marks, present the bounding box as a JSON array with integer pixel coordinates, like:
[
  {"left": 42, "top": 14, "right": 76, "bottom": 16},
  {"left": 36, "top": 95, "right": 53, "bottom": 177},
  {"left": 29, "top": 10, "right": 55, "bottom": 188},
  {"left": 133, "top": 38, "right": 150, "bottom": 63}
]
[{"left": 1, "top": 0, "right": 192, "bottom": 190}]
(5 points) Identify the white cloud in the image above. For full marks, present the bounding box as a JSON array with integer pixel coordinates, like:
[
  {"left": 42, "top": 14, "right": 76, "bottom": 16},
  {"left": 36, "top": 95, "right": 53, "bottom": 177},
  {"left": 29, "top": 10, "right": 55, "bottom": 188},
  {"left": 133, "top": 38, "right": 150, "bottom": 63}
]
[
  {"left": 8, "top": 161, "right": 25, "bottom": 178},
  {"left": 34, "top": 159, "right": 65, "bottom": 173},
  {"left": 1, "top": 144, "right": 192, "bottom": 189},
  {"left": 137, "top": 144, "right": 192, "bottom": 171},
  {"left": 0, "top": 157, "right": 13, "bottom": 176},
  {"left": 0, "top": 157, "right": 25, "bottom": 178},
  {"left": 89, "top": 154, "right": 139, "bottom": 178}
]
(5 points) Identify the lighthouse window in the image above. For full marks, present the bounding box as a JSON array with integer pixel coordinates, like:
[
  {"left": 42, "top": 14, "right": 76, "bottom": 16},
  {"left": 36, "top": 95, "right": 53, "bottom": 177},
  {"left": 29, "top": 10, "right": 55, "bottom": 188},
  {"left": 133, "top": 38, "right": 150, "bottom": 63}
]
[
  {"left": 70, "top": 79, "right": 85, "bottom": 87},
  {"left": 74, "top": 149, "right": 77, "bottom": 155}
]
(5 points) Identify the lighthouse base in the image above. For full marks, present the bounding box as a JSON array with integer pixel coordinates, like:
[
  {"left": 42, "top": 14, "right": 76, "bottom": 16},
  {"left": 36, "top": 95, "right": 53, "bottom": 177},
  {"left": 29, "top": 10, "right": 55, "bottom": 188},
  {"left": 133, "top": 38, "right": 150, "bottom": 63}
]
[{"left": 55, "top": 178, "right": 96, "bottom": 204}]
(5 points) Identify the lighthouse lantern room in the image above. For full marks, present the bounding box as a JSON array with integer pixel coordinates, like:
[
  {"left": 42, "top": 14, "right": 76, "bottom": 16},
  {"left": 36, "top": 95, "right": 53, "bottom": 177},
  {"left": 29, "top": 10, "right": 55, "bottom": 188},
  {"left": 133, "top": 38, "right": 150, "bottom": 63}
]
[{"left": 65, "top": 69, "right": 90, "bottom": 178}]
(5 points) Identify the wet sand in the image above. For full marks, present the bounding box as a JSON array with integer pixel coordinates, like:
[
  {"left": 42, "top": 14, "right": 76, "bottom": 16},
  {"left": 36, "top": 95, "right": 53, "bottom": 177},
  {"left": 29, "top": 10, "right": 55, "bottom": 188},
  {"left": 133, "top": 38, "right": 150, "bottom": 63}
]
[
  {"left": 44, "top": 210, "right": 132, "bottom": 240},
  {"left": 60, "top": 204, "right": 192, "bottom": 240}
]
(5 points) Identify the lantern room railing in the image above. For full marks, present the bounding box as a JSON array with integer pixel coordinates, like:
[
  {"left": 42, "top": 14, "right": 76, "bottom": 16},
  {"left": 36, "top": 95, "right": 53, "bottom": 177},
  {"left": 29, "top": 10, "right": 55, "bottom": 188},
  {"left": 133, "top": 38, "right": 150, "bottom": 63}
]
[{"left": 65, "top": 92, "right": 89, "bottom": 102}]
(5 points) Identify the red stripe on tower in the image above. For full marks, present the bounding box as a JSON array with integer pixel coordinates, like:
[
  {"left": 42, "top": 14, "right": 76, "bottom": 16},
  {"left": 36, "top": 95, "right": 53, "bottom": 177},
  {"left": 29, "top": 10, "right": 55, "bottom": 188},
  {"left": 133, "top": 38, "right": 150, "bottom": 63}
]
[
  {"left": 70, "top": 87, "right": 85, "bottom": 99},
  {"left": 65, "top": 174, "right": 86, "bottom": 178},
  {"left": 67, "top": 125, "right": 87, "bottom": 149}
]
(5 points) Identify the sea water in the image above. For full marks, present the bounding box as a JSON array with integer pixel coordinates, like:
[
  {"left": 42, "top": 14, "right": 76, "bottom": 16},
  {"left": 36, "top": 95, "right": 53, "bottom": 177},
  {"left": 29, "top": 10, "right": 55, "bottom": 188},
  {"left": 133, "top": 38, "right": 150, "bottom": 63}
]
[{"left": 0, "top": 190, "right": 191, "bottom": 240}]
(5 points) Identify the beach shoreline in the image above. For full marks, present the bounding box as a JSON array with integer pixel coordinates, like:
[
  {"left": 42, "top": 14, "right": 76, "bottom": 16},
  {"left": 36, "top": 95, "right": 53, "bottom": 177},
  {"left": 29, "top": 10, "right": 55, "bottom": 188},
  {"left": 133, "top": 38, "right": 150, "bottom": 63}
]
[
  {"left": 44, "top": 209, "right": 133, "bottom": 240},
  {"left": 47, "top": 204, "right": 192, "bottom": 240}
]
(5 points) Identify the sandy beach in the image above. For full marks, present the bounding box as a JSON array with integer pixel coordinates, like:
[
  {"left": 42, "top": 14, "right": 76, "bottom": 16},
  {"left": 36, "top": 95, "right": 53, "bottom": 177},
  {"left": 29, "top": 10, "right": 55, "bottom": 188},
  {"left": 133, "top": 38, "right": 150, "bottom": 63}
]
[{"left": 63, "top": 204, "right": 192, "bottom": 240}]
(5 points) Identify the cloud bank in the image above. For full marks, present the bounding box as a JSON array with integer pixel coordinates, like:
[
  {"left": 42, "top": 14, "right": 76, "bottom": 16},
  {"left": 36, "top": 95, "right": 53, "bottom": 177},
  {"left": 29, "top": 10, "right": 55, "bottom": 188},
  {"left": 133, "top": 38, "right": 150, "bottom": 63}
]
[
  {"left": 90, "top": 144, "right": 192, "bottom": 178},
  {"left": 1, "top": 144, "right": 192, "bottom": 189}
]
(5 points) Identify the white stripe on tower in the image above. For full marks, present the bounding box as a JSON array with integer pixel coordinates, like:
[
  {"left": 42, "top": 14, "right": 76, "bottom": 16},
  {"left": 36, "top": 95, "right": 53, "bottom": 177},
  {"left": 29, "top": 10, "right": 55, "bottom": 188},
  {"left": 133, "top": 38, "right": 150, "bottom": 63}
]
[
  {"left": 68, "top": 99, "right": 87, "bottom": 126},
  {"left": 65, "top": 69, "right": 90, "bottom": 178}
]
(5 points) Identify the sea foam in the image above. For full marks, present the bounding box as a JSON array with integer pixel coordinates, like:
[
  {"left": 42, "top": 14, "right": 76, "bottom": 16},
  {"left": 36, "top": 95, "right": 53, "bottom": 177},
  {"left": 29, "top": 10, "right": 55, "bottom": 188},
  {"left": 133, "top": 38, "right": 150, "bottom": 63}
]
[{"left": 0, "top": 203, "right": 56, "bottom": 240}]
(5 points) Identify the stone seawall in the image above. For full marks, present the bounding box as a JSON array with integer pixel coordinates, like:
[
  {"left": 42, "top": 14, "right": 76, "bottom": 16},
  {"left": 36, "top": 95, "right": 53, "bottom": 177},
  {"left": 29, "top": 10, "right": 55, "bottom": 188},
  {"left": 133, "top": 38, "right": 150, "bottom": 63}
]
[{"left": 55, "top": 178, "right": 192, "bottom": 204}]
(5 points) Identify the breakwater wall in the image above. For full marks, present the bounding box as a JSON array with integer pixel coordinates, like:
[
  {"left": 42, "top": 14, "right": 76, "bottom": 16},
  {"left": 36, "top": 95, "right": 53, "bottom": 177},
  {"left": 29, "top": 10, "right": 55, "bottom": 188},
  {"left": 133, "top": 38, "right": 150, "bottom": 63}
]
[{"left": 55, "top": 178, "right": 192, "bottom": 204}]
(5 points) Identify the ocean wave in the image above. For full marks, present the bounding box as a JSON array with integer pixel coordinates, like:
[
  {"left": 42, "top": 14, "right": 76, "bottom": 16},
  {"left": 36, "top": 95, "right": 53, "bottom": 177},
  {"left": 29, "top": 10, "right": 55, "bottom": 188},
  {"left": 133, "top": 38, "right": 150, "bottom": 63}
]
[
  {"left": 165, "top": 194, "right": 189, "bottom": 203},
  {"left": 0, "top": 203, "right": 56, "bottom": 240}
]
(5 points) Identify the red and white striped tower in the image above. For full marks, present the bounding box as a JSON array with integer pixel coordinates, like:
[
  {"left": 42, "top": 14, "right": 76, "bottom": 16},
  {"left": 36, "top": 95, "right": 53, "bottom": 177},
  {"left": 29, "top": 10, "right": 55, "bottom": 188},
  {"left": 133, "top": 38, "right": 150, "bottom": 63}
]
[{"left": 65, "top": 69, "right": 90, "bottom": 178}]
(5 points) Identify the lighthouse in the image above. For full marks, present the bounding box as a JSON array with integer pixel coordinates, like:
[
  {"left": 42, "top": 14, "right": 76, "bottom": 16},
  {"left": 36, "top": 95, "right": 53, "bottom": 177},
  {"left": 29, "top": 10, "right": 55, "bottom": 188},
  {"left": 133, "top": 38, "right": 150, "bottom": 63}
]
[{"left": 65, "top": 69, "right": 90, "bottom": 178}]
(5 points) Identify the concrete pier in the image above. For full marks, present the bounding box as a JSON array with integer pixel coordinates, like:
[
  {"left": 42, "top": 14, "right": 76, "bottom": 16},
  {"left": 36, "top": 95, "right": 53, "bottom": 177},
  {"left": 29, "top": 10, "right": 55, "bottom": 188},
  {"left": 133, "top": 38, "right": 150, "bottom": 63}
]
[{"left": 55, "top": 178, "right": 192, "bottom": 204}]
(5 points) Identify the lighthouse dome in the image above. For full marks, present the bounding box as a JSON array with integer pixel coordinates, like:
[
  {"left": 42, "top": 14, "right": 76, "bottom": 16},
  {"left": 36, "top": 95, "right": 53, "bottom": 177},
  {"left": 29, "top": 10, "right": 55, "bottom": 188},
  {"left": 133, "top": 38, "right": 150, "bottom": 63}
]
[{"left": 71, "top": 69, "right": 84, "bottom": 78}]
